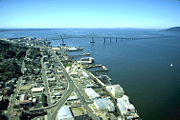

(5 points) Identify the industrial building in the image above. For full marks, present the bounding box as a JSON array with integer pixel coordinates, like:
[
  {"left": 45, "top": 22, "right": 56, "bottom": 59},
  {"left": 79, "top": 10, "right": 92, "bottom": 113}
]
[
  {"left": 71, "top": 107, "right": 91, "bottom": 120},
  {"left": 20, "top": 94, "right": 26, "bottom": 101},
  {"left": 56, "top": 106, "right": 74, "bottom": 120},
  {"left": 47, "top": 77, "right": 56, "bottom": 82},
  {"left": 93, "top": 98, "right": 115, "bottom": 112},
  {"left": 117, "top": 95, "right": 136, "bottom": 115},
  {"left": 84, "top": 88, "right": 100, "bottom": 100},
  {"left": 78, "top": 57, "right": 94, "bottom": 64},
  {"left": 82, "top": 71, "right": 89, "bottom": 78},
  {"left": 106, "top": 84, "right": 124, "bottom": 98},
  {"left": 31, "top": 87, "right": 44, "bottom": 93}
]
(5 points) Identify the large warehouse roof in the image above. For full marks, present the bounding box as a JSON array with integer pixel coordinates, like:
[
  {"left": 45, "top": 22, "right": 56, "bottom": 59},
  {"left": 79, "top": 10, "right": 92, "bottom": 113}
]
[
  {"left": 56, "top": 106, "right": 74, "bottom": 120},
  {"left": 84, "top": 88, "right": 100, "bottom": 100},
  {"left": 94, "top": 98, "right": 115, "bottom": 112},
  {"left": 106, "top": 84, "right": 124, "bottom": 98}
]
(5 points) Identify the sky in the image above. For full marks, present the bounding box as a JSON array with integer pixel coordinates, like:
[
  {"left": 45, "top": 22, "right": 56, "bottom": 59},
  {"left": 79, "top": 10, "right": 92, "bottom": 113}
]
[{"left": 0, "top": 0, "right": 180, "bottom": 29}]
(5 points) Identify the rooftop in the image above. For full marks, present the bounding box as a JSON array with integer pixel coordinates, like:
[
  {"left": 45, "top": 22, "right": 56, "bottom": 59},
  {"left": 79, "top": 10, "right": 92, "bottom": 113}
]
[
  {"left": 84, "top": 88, "right": 100, "bottom": 99},
  {"left": 71, "top": 107, "right": 87, "bottom": 116},
  {"left": 93, "top": 98, "right": 115, "bottom": 112},
  {"left": 56, "top": 106, "right": 74, "bottom": 120}
]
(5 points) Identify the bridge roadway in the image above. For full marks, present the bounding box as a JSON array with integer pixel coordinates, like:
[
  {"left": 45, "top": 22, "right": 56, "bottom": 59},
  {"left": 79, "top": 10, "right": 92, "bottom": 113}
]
[{"left": 45, "top": 35, "right": 175, "bottom": 42}]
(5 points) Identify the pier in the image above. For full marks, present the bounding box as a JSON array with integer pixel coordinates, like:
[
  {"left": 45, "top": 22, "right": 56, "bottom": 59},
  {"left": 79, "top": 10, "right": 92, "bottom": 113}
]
[
  {"left": 69, "top": 54, "right": 90, "bottom": 58},
  {"left": 82, "top": 64, "right": 102, "bottom": 69},
  {"left": 86, "top": 65, "right": 108, "bottom": 72}
]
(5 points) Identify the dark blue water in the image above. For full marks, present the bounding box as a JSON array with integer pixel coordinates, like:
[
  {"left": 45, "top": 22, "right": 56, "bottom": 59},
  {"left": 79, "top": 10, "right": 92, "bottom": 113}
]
[{"left": 1, "top": 29, "right": 180, "bottom": 120}]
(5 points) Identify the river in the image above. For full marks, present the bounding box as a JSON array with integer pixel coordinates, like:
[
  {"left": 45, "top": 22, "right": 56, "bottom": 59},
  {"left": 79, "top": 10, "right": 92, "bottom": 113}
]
[{"left": 0, "top": 28, "right": 180, "bottom": 120}]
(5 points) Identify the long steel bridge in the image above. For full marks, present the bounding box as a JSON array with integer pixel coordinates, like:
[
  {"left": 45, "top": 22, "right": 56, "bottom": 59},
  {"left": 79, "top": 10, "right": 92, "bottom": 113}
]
[{"left": 44, "top": 34, "right": 175, "bottom": 46}]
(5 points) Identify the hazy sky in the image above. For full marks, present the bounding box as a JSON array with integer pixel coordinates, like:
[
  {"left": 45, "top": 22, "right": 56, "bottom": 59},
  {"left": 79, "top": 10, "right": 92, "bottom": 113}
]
[{"left": 0, "top": 0, "right": 180, "bottom": 28}]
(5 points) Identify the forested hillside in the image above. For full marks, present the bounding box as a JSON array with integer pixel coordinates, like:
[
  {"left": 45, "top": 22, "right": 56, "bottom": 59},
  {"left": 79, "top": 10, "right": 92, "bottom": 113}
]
[{"left": 0, "top": 41, "right": 28, "bottom": 82}]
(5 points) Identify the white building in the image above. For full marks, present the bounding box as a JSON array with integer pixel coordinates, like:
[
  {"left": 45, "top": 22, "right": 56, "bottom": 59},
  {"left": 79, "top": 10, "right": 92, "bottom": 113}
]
[
  {"left": 52, "top": 47, "right": 60, "bottom": 50},
  {"left": 69, "top": 72, "right": 78, "bottom": 78},
  {"left": 44, "top": 62, "right": 50, "bottom": 66},
  {"left": 31, "top": 87, "right": 44, "bottom": 93},
  {"left": 106, "top": 85, "right": 124, "bottom": 98},
  {"left": 78, "top": 57, "right": 94, "bottom": 64},
  {"left": 67, "top": 96, "right": 79, "bottom": 101},
  {"left": 117, "top": 95, "right": 136, "bottom": 115},
  {"left": 47, "top": 77, "right": 56, "bottom": 82},
  {"left": 54, "top": 92, "right": 61, "bottom": 97},
  {"left": 20, "top": 94, "right": 26, "bottom": 101},
  {"left": 84, "top": 88, "right": 100, "bottom": 100},
  {"left": 67, "top": 47, "right": 78, "bottom": 51},
  {"left": 56, "top": 106, "right": 74, "bottom": 120},
  {"left": 93, "top": 98, "right": 115, "bottom": 112},
  {"left": 82, "top": 71, "right": 89, "bottom": 78}
]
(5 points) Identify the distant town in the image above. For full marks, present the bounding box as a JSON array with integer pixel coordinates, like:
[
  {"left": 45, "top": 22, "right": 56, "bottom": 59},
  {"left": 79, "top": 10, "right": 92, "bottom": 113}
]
[{"left": 0, "top": 37, "right": 140, "bottom": 120}]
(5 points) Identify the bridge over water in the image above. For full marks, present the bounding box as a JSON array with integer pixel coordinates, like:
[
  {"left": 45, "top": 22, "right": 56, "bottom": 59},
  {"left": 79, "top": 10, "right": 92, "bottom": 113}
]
[{"left": 44, "top": 34, "right": 175, "bottom": 46}]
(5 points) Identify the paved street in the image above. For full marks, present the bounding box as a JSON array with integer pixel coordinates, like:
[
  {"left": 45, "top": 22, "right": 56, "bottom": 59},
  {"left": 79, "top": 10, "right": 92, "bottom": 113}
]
[
  {"left": 41, "top": 55, "right": 52, "bottom": 105},
  {"left": 50, "top": 50, "right": 74, "bottom": 120},
  {"left": 7, "top": 49, "right": 29, "bottom": 120}
]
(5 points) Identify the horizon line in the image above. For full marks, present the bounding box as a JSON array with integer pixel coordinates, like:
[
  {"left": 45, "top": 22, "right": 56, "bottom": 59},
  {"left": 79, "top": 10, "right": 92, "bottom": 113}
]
[
  {"left": 0, "top": 27, "right": 168, "bottom": 30},
  {"left": 0, "top": 26, "right": 179, "bottom": 30}
]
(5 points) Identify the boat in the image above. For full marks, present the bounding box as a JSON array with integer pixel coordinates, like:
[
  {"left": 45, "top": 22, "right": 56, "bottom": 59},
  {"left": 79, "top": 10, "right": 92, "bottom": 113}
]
[
  {"left": 83, "top": 52, "right": 90, "bottom": 56},
  {"left": 170, "top": 63, "right": 173, "bottom": 67},
  {"left": 67, "top": 46, "right": 83, "bottom": 51}
]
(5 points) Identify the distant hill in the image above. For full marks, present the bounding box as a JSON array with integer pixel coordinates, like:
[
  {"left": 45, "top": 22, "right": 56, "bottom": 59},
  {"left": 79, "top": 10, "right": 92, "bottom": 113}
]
[
  {"left": 0, "top": 28, "right": 53, "bottom": 32},
  {"left": 163, "top": 27, "right": 180, "bottom": 32}
]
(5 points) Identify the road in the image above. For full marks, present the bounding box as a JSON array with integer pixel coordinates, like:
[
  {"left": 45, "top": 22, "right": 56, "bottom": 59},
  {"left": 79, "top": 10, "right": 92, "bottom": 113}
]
[
  {"left": 21, "top": 49, "right": 73, "bottom": 119},
  {"left": 23, "top": 48, "right": 99, "bottom": 120},
  {"left": 7, "top": 49, "right": 29, "bottom": 120},
  {"left": 50, "top": 49, "right": 99, "bottom": 120},
  {"left": 50, "top": 50, "right": 74, "bottom": 120},
  {"left": 40, "top": 54, "right": 52, "bottom": 105},
  {"left": 73, "top": 82, "right": 100, "bottom": 120}
]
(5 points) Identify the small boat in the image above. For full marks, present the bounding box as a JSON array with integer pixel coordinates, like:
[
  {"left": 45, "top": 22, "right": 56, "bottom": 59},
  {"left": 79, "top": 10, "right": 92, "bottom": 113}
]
[
  {"left": 67, "top": 46, "right": 83, "bottom": 51},
  {"left": 83, "top": 52, "right": 90, "bottom": 56},
  {"left": 170, "top": 63, "right": 173, "bottom": 67}
]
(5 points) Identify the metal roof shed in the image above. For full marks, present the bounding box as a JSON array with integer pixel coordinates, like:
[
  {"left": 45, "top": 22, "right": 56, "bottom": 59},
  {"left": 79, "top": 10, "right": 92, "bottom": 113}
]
[
  {"left": 84, "top": 88, "right": 100, "bottom": 100},
  {"left": 56, "top": 106, "right": 74, "bottom": 120}
]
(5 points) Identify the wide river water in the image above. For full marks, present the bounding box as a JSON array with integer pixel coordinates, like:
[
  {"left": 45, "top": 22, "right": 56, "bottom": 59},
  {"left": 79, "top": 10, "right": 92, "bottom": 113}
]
[{"left": 0, "top": 28, "right": 180, "bottom": 120}]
